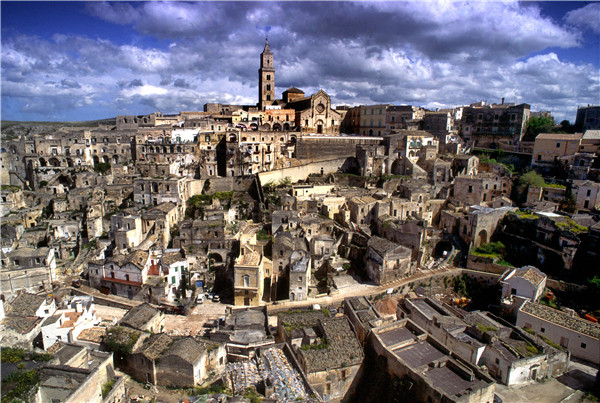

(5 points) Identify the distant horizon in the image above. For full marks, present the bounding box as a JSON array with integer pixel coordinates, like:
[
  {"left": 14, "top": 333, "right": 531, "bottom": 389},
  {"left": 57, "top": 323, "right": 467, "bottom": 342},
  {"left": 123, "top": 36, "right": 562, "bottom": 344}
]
[{"left": 2, "top": 1, "right": 599, "bottom": 123}]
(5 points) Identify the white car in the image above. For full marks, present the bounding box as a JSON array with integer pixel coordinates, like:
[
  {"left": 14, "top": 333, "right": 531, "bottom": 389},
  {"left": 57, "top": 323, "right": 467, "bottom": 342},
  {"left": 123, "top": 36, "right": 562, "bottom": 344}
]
[{"left": 196, "top": 294, "right": 205, "bottom": 304}]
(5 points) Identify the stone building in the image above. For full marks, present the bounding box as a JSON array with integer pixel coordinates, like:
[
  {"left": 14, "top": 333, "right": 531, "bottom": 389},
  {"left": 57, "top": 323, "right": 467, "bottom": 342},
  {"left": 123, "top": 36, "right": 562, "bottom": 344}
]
[
  {"left": 0, "top": 292, "right": 56, "bottom": 348},
  {"left": 277, "top": 310, "right": 364, "bottom": 401},
  {"left": 517, "top": 301, "right": 600, "bottom": 365},
  {"left": 2, "top": 247, "right": 56, "bottom": 296},
  {"left": 365, "top": 236, "right": 411, "bottom": 285},
  {"left": 233, "top": 249, "right": 265, "bottom": 306},
  {"left": 37, "top": 344, "right": 123, "bottom": 403},
  {"left": 452, "top": 173, "right": 512, "bottom": 207},
  {"left": 117, "top": 332, "right": 226, "bottom": 387},
  {"left": 119, "top": 302, "right": 165, "bottom": 334},
  {"left": 461, "top": 101, "right": 530, "bottom": 148},
  {"left": 575, "top": 105, "right": 600, "bottom": 131},
  {"left": 258, "top": 39, "right": 275, "bottom": 110},
  {"left": 88, "top": 250, "right": 151, "bottom": 299},
  {"left": 285, "top": 89, "right": 343, "bottom": 134},
  {"left": 360, "top": 104, "right": 392, "bottom": 136},
  {"left": 369, "top": 318, "right": 496, "bottom": 403},
  {"left": 531, "top": 133, "right": 583, "bottom": 169},
  {"left": 288, "top": 251, "right": 310, "bottom": 302},
  {"left": 499, "top": 266, "right": 547, "bottom": 303}
]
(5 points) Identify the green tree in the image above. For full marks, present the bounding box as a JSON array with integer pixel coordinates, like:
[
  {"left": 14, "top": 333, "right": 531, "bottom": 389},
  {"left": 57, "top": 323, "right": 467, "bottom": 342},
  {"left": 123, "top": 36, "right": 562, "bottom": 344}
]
[
  {"left": 524, "top": 116, "right": 555, "bottom": 141},
  {"left": 518, "top": 170, "right": 546, "bottom": 188}
]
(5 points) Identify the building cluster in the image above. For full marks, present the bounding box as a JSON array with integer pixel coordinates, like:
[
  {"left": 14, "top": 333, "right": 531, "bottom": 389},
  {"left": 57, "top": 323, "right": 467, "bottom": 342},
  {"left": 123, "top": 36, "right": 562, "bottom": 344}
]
[{"left": 1, "top": 40, "right": 600, "bottom": 402}]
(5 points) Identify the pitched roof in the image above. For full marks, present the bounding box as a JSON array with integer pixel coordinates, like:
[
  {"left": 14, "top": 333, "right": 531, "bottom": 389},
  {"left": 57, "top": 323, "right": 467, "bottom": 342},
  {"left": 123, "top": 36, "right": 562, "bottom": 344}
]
[
  {"left": 536, "top": 133, "right": 582, "bottom": 141},
  {"left": 6, "top": 293, "right": 48, "bottom": 317},
  {"left": 107, "top": 250, "right": 149, "bottom": 270},
  {"left": 164, "top": 337, "right": 205, "bottom": 364},
  {"left": 1, "top": 316, "right": 42, "bottom": 334},
  {"left": 511, "top": 266, "right": 546, "bottom": 287},
  {"left": 521, "top": 302, "right": 600, "bottom": 338},
  {"left": 283, "top": 86, "right": 304, "bottom": 94},
  {"left": 120, "top": 303, "right": 161, "bottom": 330}
]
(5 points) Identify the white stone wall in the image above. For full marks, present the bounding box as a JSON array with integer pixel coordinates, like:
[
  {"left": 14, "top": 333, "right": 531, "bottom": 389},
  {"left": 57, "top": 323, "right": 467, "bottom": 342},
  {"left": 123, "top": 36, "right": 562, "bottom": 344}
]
[{"left": 517, "top": 309, "right": 600, "bottom": 365}]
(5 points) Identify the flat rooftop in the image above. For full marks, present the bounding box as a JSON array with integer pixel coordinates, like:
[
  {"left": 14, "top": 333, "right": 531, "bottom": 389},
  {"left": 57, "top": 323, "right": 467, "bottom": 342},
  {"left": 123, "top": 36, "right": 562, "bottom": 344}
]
[
  {"left": 426, "top": 365, "right": 488, "bottom": 398},
  {"left": 378, "top": 326, "right": 418, "bottom": 348},
  {"left": 393, "top": 340, "right": 446, "bottom": 369}
]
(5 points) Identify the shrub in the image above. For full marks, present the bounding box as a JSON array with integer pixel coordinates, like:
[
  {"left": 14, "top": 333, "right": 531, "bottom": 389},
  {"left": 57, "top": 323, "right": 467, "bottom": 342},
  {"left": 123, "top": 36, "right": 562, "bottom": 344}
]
[
  {"left": 1, "top": 347, "right": 25, "bottom": 363},
  {"left": 93, "top": 162, "right": 111, "bottom": 174}
]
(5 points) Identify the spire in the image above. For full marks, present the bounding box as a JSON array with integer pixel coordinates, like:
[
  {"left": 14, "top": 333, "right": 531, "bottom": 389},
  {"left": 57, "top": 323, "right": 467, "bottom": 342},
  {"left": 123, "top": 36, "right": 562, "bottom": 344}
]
[{"left": 262, "top": 37, "right": 272, "bottom": 54}]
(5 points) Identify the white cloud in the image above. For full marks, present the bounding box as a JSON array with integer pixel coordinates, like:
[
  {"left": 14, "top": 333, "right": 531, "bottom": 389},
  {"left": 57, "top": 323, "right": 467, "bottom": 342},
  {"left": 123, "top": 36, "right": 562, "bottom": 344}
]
[
  {"left": 565, "top": 3, "right": 600, "bottom": 34},
  {"left": 1, "top": 2, "right": 598, "bottom": 122}
]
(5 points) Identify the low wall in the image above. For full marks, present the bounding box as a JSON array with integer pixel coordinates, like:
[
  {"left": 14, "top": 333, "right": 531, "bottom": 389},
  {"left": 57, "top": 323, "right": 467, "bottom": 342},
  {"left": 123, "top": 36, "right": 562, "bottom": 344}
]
[
  {"left": 258, "top": 157, "right": 353, "bottom": 184},
  {"left": 466, "top": 254, "right": 510, "bottom": 275},
  {"left": 204, "top": 176, "right": 256, "bottom": 193}
]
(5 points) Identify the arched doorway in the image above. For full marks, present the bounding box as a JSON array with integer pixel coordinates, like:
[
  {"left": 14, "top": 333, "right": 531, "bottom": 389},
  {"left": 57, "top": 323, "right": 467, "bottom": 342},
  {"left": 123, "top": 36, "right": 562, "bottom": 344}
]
[
  {"left": 316, "top": 119, "right": 324, "bottom": 134},
  {"left": 477, "top": 230, "right": 488, "bottom": 247},
  {"left": 283, "top": 123, "right": 290, "bottom": 131},
  {"left": 39, "top": 158, "right": 47, "bottom": 167},
  {"left": 273, "top": 123, "right": 281, "bottom": 131},
  {"left": 48, "top": 158, "right": 60, "bottom": 167},
  {"left": 102, "top": 155, "right": 109, "bottom": 163},
  {"left": 112, "top": 155, "right": 119, "bottom": 164}
]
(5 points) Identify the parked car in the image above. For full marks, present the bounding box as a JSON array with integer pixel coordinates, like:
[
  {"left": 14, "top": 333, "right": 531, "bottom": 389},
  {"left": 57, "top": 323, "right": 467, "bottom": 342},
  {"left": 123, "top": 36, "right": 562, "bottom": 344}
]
[
  {"left": 213, "top": 295, "right": 221, "bottom": 303},
  {"left": 196, "top": 294, "right": 205, "bottom": 304}
]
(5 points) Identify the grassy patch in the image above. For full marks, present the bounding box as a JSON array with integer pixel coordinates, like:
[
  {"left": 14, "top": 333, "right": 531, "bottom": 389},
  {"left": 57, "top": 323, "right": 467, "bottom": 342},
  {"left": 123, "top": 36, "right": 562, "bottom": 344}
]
[
  {"left": 101, "top": 379, "right": 116, "bottom": 399},
  {"left": 555, "top": 218, "right": 588, "bottom": 234},
  {"left": 476, "top": 323, "right": 498, "bottom": 333},
  {"left": 511, "top": 210, "right": 540, "bottom": 220},
  {"left": 540, "top": 335, "right": 562, "bottom": 350},
  {"left": 0, "top": 185, "right": 21, "bottom": 192}
]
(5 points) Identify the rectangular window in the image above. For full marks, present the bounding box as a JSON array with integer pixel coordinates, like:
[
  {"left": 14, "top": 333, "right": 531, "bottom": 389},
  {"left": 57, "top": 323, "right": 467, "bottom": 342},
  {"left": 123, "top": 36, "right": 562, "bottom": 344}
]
[
  {"left": 581, "top": 343, "right": 586, "bottom": 349},
  {"left": 556, "top": 143, "right": 561, "bottom": 148},
  {"left": 171, "top": 276, "right": 176, "bottom": 284}
]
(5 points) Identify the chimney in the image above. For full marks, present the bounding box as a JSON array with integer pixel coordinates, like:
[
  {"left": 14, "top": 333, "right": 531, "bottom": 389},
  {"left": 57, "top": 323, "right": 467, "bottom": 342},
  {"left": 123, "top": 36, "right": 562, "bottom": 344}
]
[{"left": 501, "top": 98, "right": 505, "bottom": 105}]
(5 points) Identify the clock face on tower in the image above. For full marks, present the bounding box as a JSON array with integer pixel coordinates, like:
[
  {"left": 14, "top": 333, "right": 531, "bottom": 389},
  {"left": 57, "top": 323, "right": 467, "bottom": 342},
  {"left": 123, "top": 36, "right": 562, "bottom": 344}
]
[{"left": 316, "top": 103, "right": 325, "bottom": 113}]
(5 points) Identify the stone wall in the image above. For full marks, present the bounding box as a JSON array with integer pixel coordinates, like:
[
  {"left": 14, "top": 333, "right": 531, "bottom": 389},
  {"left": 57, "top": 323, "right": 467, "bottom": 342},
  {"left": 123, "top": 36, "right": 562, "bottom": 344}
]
[
  {"left": 258, "top": 157, "right": 354, "bottom": 184},
  {"left": 466, "top": 254, "right": 511, "bottom": 274},
  {"left": 295, "top": 136, "right": 381, "bottom": 161},
  {"left": 204, "top": 177, "right": 256, "bottom": 193}
]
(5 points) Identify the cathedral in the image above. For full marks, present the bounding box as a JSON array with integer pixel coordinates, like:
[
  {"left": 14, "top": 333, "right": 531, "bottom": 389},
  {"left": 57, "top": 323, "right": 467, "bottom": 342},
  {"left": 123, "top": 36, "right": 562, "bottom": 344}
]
[{"left": 258, "top": 39, "right": 344, "bottom": 135}]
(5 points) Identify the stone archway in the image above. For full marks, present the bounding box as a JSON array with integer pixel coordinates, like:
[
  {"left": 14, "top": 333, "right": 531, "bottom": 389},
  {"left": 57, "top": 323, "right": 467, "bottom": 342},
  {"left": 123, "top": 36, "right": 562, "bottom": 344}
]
[
  {"left": 39, "top": 158, "right": 47, "bottom": 167},
  {"left": 476, "top": 229, "right": 488, "bottom": 247},
  {"left": 48, "top": 158, "right": 60, "bottom": 167},
  {"left": 273, "top": 123, "right": 282, "bottom": 131}
]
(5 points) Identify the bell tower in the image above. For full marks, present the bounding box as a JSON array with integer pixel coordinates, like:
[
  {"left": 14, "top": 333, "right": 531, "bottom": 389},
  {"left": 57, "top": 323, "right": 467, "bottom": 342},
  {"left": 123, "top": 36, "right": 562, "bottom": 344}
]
[{"left": 258, "top": 38, "right": 275, "bottom": 110}]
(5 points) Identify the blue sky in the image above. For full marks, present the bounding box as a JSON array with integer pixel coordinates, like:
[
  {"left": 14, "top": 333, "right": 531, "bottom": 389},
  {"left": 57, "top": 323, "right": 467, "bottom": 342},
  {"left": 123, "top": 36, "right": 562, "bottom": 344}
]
[{"left": 1, "top": 1, "right": 599, "bottom": 123}]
